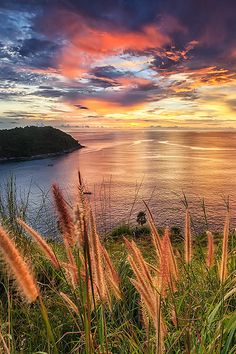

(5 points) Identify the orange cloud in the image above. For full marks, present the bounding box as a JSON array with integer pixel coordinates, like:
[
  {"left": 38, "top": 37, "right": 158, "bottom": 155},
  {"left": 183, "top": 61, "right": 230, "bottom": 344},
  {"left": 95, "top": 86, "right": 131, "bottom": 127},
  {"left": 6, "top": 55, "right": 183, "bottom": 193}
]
[
  {"left": 116, "top": 77, "right": 153, "bottom": 87},
  {"left": 171, "top": 66, "right": 236, "bottom": 94},
  {"left": 56, "top": 12, "right": 170, "bottom": 78},
  {"left": 189, "top": 67, "right": 236, "bottom": 87},
  {"left": 162, "top": 40, "right": 199, "bottom": 62},
  {"left": 78, "top": 97, "right": 146, "bottom": 114}
]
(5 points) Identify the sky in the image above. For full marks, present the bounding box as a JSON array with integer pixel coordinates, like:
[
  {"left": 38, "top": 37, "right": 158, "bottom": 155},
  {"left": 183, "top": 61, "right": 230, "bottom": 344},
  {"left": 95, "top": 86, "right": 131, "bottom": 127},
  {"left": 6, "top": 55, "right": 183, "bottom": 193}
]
[{"left": 0, "top": 0, "right": 236, "bottom": 129}]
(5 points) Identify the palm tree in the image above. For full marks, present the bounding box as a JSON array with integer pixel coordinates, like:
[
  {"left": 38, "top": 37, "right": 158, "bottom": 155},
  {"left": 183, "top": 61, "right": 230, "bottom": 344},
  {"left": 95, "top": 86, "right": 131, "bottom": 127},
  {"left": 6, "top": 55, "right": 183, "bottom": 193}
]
[{"left": 136, "top": 211, "right": 147, "bottom": 226}]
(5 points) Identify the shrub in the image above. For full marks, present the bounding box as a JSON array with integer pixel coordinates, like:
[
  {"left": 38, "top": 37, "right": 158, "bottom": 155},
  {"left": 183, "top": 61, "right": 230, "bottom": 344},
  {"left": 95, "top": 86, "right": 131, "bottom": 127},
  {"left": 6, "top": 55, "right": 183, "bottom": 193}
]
[
  {"left": 110, "top": 224, "right": 132, "bottom": 239},
  {"left": 132, "top": 225, "right": 150, "bottom": 238},
  {"left": 170, "top": 226, "right": 182, "bottom": 242}
]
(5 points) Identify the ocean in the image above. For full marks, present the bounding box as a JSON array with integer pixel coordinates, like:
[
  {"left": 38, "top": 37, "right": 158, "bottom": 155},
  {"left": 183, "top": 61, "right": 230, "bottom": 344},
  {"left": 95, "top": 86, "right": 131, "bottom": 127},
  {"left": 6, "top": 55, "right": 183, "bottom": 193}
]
[{"left": 1, "top": 129, "right": 236, "bottom": 234}]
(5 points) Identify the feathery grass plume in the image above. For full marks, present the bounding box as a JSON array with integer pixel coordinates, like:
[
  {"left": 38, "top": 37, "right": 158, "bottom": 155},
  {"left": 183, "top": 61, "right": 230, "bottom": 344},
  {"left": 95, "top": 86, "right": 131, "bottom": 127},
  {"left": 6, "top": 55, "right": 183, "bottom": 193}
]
[
  {"left": 89, "top": 208, "right": 107, "bottom": 302},
  {"left": 63, "top": 238, "right": 78, "bottom": 288},
  {"left": 125, "top": 238, "right": 166, "bottom": 351},
  {"left": 159, "top": 228, "right": 171, "bottom": 296},
  {"left": 219, "top": 210, "right": 230, "bottom": 283},
  {"left": 159, "top": 228, "right": 178, "bottom": 296},
  {"left": 140, "top": 299, "right": 150, "bottom": 335},
  {"left": 130, "top": 273, "right": 166, "bottom": 353},
  {"left": 125, "top": 238, "right": 153, "bottom": 284},
  {"left": 0, "top": 225, "right": 39, "bottom": 302},
  {"left": 125, "top": 241, "right": 158, "bottom": 317},
  {"left": 184, "top": 208, "right": 192, "bottom": 264},
  {"left": 100, "top": 244, "right": 121, "bottom": 300},
  {"left": 73, "top": 171, "right": 86, "bottom": 248},
  {"left": 62, "top": 261, "right": 85, "bottom": 294},
  {"left": 124, "top": 238, "right": 154, "bottom": 295},
  {"left": 128, "top": 255, "right": 155, "bottom": 306},
  {"left": 165, "top": 228, "right": 179, "bottom": 282},
  {"left": 74, "top": 202, "right": 85, "bottom": 248},
  {"left": 143, "top": 201, "right": 162, "bottom": 258},
  {"left": 130, "top": 276, "right": 158, "bottom": 327},
  {"left": 132, "top": 277, "right": 165, "bottom": 353},
  {"left": 60, "top": 292, "right": 79, "bottom": 314},
  {"left": 52, "top": 184, "right": 75, "bottom": 246},
  {"left": 206, "top": 231, "right": 214, "bottom": 268},
  {"left": 52, "top": 184, "right": 79, "bottom": 286},
  {"left": 17, "top": 218, "right": 60, "bottom": 269}
]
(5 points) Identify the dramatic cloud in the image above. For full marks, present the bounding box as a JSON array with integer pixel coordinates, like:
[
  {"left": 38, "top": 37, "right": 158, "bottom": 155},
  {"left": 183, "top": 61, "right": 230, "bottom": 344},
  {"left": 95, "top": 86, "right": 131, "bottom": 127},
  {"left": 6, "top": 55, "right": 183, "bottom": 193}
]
[{"left": 0, "top": 0, "right": 236, "bottom": 128}]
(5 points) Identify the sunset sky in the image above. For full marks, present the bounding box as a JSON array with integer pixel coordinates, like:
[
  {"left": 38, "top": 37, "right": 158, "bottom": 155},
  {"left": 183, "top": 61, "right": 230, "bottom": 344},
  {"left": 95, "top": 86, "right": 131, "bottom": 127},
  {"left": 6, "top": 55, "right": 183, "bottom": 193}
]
[{"left": 0, "top": 0, "right": 236, "bottom": 129}]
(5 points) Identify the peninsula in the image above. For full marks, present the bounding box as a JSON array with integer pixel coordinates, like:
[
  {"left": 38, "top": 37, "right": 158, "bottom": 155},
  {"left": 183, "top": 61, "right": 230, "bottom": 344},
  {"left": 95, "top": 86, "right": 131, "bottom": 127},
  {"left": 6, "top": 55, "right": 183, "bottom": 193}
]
[{"left": 0, "top": 126, "right": 83, "bottom": 162}]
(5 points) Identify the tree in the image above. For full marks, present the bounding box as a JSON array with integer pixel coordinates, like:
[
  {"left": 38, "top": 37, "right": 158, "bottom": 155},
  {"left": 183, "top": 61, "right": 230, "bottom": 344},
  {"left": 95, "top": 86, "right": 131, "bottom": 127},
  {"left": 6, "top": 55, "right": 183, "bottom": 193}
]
[{"left": 136, "top": 211, "right": 147, "bottom": 226}]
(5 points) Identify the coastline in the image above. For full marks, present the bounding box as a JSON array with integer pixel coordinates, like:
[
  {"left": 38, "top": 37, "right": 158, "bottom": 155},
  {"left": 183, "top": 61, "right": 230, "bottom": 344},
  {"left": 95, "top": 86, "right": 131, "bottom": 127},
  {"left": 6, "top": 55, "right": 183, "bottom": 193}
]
[{"left": 0, "top": 145, "right": 84, "bottom": 163}]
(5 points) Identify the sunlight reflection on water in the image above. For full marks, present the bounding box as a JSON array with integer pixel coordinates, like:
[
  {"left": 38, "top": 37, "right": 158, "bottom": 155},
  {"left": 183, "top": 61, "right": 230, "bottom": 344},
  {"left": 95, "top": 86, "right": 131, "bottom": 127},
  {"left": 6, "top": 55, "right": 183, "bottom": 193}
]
[{"left": 0, "top": 129, "right": 236, "bottom": 234}]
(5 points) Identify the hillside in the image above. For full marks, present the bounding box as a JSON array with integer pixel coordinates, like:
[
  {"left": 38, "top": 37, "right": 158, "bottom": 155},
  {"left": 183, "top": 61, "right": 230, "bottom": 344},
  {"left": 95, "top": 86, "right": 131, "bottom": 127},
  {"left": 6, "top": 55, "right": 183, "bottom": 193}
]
[{"left": 0, "top": 126, "right": 82, "bottom": 161}]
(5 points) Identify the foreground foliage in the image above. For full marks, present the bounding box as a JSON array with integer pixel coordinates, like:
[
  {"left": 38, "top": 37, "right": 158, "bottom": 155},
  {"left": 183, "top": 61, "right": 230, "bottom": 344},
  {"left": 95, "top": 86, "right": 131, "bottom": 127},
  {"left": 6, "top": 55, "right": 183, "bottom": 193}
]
[{"left": 0, "top": 176, "right": 235, "bottom": 353}]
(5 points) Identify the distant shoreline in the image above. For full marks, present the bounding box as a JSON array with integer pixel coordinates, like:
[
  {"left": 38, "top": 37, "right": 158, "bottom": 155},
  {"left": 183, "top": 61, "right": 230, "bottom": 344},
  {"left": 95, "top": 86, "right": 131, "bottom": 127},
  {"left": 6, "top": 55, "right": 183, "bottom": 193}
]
[{"left": 0, "top": 145, "right": 84, "bottom": 164}]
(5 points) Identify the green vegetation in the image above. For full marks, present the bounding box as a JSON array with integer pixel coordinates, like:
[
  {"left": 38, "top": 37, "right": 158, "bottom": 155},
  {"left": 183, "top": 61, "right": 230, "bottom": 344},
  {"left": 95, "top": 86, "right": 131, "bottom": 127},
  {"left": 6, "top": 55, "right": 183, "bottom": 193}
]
[
  {"left": 136, "top": 211, "right": 147, "bottom": 226},
  {"left": 0, "top": 126, "right": 82, "bottom": 160},
  {"left": 0, "top": 179, "right": 235, "bottom": 353}
]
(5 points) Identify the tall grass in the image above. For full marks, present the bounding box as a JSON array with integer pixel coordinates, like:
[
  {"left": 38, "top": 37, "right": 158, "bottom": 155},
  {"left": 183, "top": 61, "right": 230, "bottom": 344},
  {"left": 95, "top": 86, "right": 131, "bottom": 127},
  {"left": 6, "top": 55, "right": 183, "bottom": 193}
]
[
  {"left": 0, "top": 176, "right": 59, "bottom": 239},
  {"left": 0, "top": 176, "right": 235, "bottom": 353},
  {"left": 0, "top": 176, "right": 30, "bottom": 235}
]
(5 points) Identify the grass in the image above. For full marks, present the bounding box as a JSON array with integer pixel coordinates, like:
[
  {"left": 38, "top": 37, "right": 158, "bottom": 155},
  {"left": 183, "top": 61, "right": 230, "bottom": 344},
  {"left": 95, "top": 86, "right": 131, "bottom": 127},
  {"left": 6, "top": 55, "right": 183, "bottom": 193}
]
[{"left": 0, "top": 177, "right": 235, "bottom": 353}]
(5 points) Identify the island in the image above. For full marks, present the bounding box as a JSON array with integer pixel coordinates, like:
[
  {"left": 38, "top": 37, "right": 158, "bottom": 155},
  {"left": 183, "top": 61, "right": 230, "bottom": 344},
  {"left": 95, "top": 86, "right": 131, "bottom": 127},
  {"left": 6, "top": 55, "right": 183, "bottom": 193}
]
[{"left": 0, "top": 126, "right": 83, "bottom": 162}]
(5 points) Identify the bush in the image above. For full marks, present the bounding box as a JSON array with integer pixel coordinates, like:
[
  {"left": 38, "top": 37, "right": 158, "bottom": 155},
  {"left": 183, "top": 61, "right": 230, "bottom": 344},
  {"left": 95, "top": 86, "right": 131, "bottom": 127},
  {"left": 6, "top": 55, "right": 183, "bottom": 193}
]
[
  {"left": 110, "top": 224, "right": 132, "bottom": 239},
  {"left": 132, "top": 225, "right": 150, "bottom": 238},
  {"left": 170, "top": 226, "right": 183, "bottom": 242}
]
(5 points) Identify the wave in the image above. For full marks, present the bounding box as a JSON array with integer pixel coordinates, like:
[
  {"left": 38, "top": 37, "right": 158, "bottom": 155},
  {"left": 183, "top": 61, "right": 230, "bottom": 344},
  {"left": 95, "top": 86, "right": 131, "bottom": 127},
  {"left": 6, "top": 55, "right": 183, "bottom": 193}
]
[
  {"left": 81, "top": 140, "right": 132, "bottom": 154},
  {"left": 132, "top": 139, "right": 154, "bottom": 145},
  {"left": 158, "top": 140, "right": 236, "bottom": 151},
  {"left": 142, "top": 154, "right": 220, "bottom": 161}
]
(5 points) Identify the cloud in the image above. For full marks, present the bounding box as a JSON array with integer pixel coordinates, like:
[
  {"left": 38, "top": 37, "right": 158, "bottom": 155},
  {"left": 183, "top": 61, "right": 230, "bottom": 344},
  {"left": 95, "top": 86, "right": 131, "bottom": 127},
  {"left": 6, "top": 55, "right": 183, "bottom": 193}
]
[
  {"left": 89, "top": 77, "right": 119, "bottom": 88},
  {"left": 74, "top": 104, "right": 88, "bottom": 110},
  {"left": 227, "top": 99, "right": 236, "bottom": 112},
  {"left": 17, "top": 37, "right": 60, "bottom": 69},
  {"left": 0, "top": 64, "right": 55, "bottom": 91},
  {"left": 0, "top": 0, "right": 236, "bottom": 128},
  {"left": 64, "top": 79, "right": 165, "bottom": 114},
  {"left": 31, "top": 88, "right": 65, "bottom": 98},
  {"left": 91, "top": 65, "right": 129, "bottom": 79},
  {"left": 36, "top": 9, "right": 170, "bottom": 77}
]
